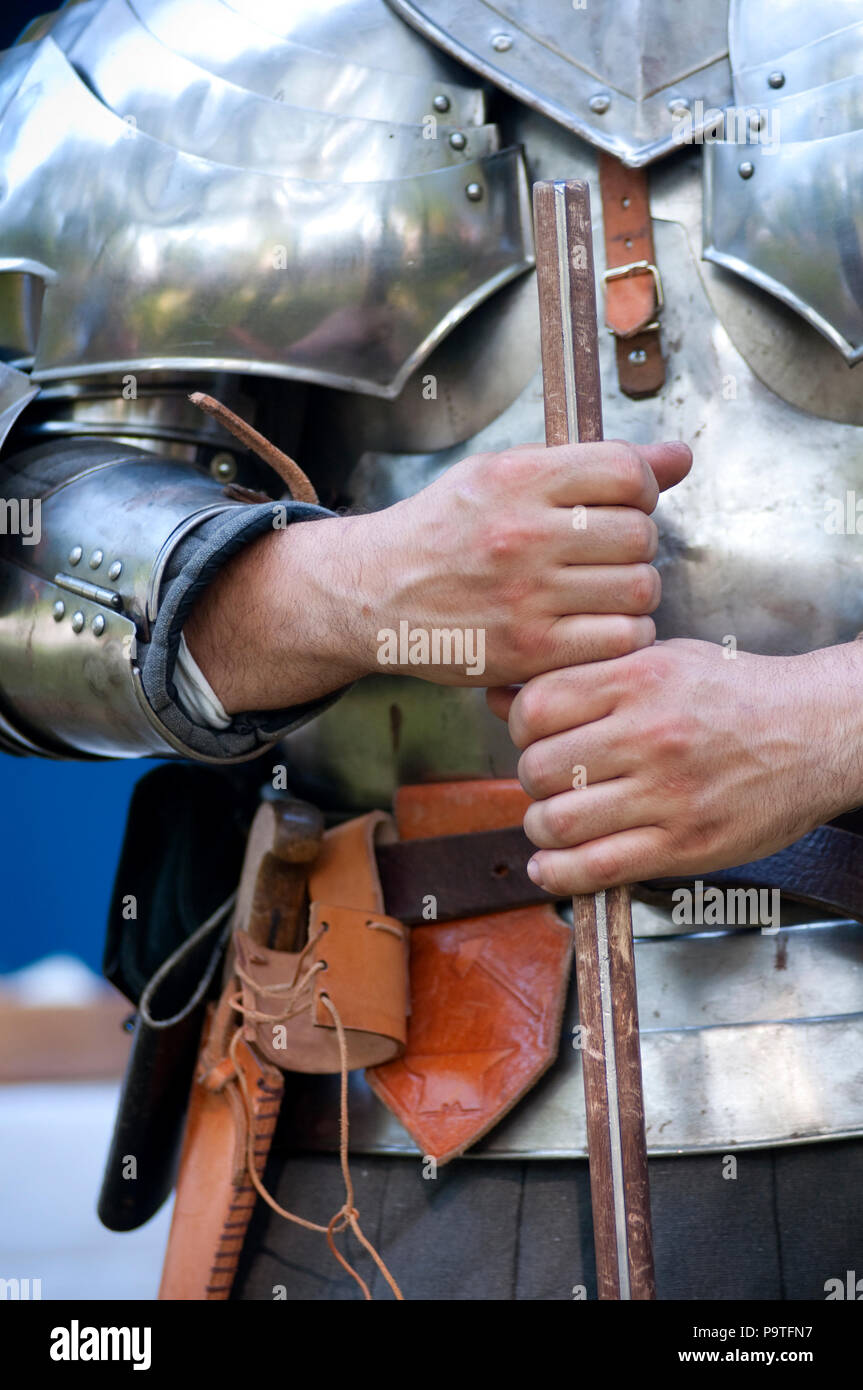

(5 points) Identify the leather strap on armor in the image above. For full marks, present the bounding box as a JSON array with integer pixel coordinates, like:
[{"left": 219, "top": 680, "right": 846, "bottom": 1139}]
[{"left": 598, "top": 152, "right": 665, "bottom": 399}]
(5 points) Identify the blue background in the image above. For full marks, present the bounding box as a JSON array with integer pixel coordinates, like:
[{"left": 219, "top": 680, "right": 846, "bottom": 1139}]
[{"left": 0, "top": 758, "right": 162, "bottom": 971}]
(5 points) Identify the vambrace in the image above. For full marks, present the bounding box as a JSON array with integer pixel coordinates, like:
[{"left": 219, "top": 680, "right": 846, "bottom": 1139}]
[{"left": 0, "top": 438, "right": 335, "bottom": 761}]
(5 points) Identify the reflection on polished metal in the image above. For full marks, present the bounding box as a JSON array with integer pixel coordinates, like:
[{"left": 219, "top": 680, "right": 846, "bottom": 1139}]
[
  {"left": 64, "top": 0, "right": 498, "bottom": 176},
  {"left": 135, "top": 0, "right": 485, "bottom": 126},
  {"left": 0, "top": 362, "right": 39, "bottom": 451},
  {"left": 704, "top": 133, "right": 863, "bottom": 362},
  {"left": 0, "top": 39, "right": 532, "bottom": 397},
  {"left": 389, "top": 0, "right": 733, "bottom": 165},
  {"left": 730, "top": 0, "right": 863, "bottom": 107},
  {"left": 704, "top": 0, "right": 863, "bottom": 365},
  {"left": 23, "top": 377, "right": 282, "bottom": 454},
  {"left": 730, "top": 0, "right": 863, "bottom": 76},
  {"left": 219, "top": 0, "right": 469, "bottom": 85},
  {"left": 758, "top": 69, "right": 863, "bottom": 142},
  {"left": 282, "top": 919, "right": 863, "bottom": 1157},
  {"left": 643, "top": 148, "right": 863, "bottom": 425},
  {"left": 316, "top": 274, "right": 540, "bottom": 455}
]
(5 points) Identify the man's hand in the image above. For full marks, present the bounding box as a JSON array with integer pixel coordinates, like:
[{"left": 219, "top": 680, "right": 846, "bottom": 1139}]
[
  {"left": 185, "top": 438, "right": 691, "bottom": 711},
  {"left": 488, "top": 639, "right": 863, "bottom": 895},
  {"left": 346, "top": 438, "right": 691, "bottom": 686}
]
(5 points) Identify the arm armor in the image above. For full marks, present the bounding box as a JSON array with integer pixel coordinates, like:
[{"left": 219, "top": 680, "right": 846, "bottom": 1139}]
[{"left": 0, "top": 437, "right": 334, "bottom": 761}]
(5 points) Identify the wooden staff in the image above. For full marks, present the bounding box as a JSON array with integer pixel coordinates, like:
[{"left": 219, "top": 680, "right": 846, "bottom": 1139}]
[{"left": 532, "top": 180, "right": 656, "bottom": 1300}]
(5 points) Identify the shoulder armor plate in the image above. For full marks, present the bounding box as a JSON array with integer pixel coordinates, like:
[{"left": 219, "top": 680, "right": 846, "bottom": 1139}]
[
  {"left": 0, "top": 33, "right": 532, "bottom": 396},
  {"left": 704, "top": 0, "right": 863, "bottom": 363}
]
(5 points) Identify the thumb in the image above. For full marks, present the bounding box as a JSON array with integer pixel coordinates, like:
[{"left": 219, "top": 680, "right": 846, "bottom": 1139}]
[
  {"left": 638, "top": 440, "right": 692, "bottom": 494},
  {"left": 486, "top": 685, "right": 519, "bottom": 722}
]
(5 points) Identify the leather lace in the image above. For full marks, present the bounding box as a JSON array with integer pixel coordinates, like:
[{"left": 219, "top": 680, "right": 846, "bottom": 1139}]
[
  {"left": 229, "top": 924, "right": 404, "bottom": 1300},
  {"left": 189, "top": 392, "right": 319, "bottom": 504}
]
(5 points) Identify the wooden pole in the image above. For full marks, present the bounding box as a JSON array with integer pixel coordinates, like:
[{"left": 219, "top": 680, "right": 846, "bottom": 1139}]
[{"left": 532, "top": 179, "right": 656, "bottom": 1300}]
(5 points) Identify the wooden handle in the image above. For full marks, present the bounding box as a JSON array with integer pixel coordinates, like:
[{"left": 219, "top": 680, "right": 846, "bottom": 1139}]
[
  {"left": 532, "top": 179, "right": 656, "bottom": 1300},
  {"left": 235, "top": 797, "right": 324, "bottom": 952}
]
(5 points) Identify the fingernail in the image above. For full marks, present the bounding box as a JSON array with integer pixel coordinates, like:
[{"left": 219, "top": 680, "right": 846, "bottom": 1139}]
[{"left": 526, "top": 857, "right": 543, "bottom": 886}]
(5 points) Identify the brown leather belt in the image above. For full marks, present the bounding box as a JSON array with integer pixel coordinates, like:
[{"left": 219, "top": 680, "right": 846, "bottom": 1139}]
[
  {"left": 376, "top": 823, "right": 541, "bottom": 924},
  {"left": 375, "top": 820, "right": 863, "bottom": 927},
  {"left": 598, "top": 151, "right": 665, "bottom": 399}
]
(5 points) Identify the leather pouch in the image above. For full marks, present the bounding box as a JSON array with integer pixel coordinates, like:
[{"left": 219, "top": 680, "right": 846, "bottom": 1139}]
[{"left": 236, "top": 812, "right": 409, "bottom": 1072}]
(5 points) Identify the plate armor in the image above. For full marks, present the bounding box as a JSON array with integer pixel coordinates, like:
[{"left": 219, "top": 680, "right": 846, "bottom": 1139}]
[{"left": 1, "top": 0, "right": 862, "bottom": 1298}]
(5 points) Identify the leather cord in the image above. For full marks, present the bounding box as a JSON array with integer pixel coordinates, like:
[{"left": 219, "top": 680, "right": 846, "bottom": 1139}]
[
  {"left": 230, "top": 923, "right": 404, "bottom": 1300},
  {"left": 189, "top": 392, "right": 319, "bottom": 503}
]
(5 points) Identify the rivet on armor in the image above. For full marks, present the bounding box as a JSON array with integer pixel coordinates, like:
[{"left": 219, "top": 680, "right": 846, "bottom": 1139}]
[
  {"left": 449, "top": 132, "right": 467, "bottom": 151},
  {"left": 767, "top": 71, "right": 785, "bottom": 89},
  {"left": 466, "top": 182, "right": 484, "bottom": 202},
  {"left": 52, "top": 601, "right": 65, "bottom": 622},
  {"left": 492, "top": 33, "right": 513, "bottom": 52},
  {"left": 71, "top": 611, "right": 85, "bottom": 634},
  {"left": 210, "top": 452, "right": 237, "bottom": 482},
  {"left": 107, "top": 560, "right": 123, "bottom": 581},
  {"left": 92, "top": 615, "right": 106, "bottom": 637},
  {"left": 738, "top": 161, "right": 755, "bottom": 180},
  {"left": 68, "top": 545, "right": 83, "bottom": 566},
  {"left": 589, "top": 93, "right": 611, "bottom": 115},
  {"left": 89, "top": 548, "right": 104, "bottom": 569},
  {"left": 667, "top": 97, "right": 689, "bottom": 115},
  {"left": 749, "top": 112, "right": 763, "bottom": 133},
  {"left": 628, "top": 348, "right": 648, "bottom": 366},
  {"left": 433, "top": 94, "right": 450, "bottom": 113}
]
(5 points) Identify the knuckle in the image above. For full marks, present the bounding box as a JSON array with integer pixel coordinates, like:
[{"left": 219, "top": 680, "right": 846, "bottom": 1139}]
[
  {"left": 627, "top": 564, "right": 661, "bottom": 613},
  {"left": 483, "top": 519, "right": 532, "bottom": 567},
  {"left": 542, "top": 798, "right": 573, "bottom": 846},
  {"left": 651, "top": 713, "right": 696, "bottom": 762},
  {"left": 511, "top": 680, "right": 547, "bottom": 745},
  {"left": 484, "top": 448, "right": 533, "bottom": 490},
  {"left": 522, "top": 799, "right": 548, "bottom": 846},
  {"left": 517, "top": 744, "right": 547, "bottom": 797}
]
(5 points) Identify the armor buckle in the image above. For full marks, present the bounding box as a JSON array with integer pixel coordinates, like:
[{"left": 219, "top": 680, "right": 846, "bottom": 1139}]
[{"left": 601, "top": 259, "right": 665, "bottom": 313}]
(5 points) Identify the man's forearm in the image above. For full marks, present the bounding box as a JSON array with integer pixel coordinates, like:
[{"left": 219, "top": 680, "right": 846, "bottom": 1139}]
[{"left": 183, "top": 517, "right": 370, "bottom": 713}]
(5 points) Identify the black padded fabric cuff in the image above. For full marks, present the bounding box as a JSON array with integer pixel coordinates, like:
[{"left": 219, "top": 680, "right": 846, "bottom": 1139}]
[{"left": 139, "top": 498, "right": 345, "bottom": 761}]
